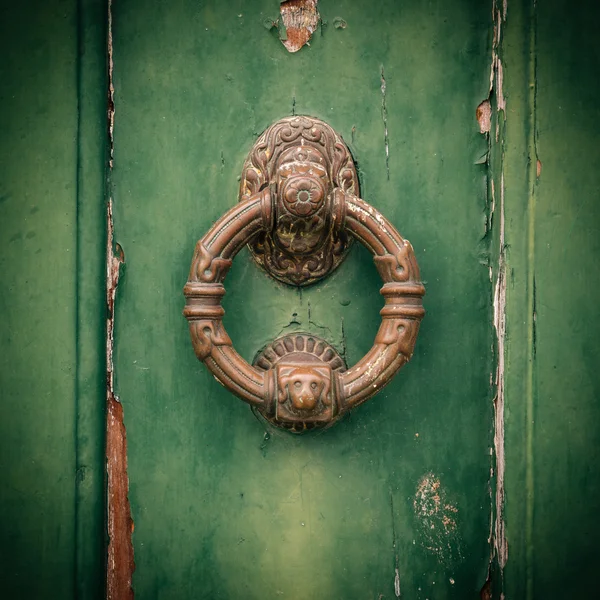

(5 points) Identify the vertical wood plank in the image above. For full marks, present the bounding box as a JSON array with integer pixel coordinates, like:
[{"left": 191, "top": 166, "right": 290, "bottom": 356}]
[
  {"left": 503, "top": 0, "right": 600, "bottom": 596},
  {"left": 110, "top": 1, "right": 495, "bottom": 597},
  {"left": 0, "top": 0, "right": 106, "bottom": 597}
]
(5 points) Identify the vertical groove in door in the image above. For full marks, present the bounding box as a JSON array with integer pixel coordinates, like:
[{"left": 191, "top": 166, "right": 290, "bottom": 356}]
[
  {"left": 524, "top": 1, "right": 539, "bottom": 597},
  {"left": 75, "top": 0, "right": 111, "bottom": 598}
]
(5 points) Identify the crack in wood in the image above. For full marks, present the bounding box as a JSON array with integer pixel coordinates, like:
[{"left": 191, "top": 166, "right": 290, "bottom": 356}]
[{"left": 380, "top": 66, "right": 390, "bottom": 181}]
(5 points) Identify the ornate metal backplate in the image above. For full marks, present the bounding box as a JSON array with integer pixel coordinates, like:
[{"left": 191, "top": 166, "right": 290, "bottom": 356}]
[
  {"left": 239, "top": 116, "right": 359, "bottom": 286},
  {"left": 253, "top": 334, "right": 346, "bottom": 433}
]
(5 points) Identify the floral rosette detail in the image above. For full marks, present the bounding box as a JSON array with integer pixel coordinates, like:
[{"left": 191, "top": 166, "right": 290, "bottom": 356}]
[{"left": 281, "top": 176, "right": 325, "bottom": 217}]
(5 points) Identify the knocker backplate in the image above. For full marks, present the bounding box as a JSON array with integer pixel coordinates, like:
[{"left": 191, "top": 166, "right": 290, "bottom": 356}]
[{"left": 238, "top": 116, "right": 359, "bottom": 287}]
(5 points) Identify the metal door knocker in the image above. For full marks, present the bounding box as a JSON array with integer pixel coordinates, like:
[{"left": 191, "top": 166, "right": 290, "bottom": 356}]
[{"left": 183, "top": 116, "right": 425, "bottom": 432}]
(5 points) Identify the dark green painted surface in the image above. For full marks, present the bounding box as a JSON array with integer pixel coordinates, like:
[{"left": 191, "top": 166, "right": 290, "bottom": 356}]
[
  {"left": 0, "top": 0, "right": 107, "bottom": 597},
  {"left": 111, "top": 1, "right": 494, "bottom": 597},
  {"left": 502, "top": 0, "right": 600, "bottom": 597}
]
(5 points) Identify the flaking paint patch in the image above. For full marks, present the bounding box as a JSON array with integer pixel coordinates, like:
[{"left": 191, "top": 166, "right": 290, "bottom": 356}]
[
  {"left": 495, "top": 58, "right": 505, "bottom": 113},
  {"left": 280, "top": 0, "right": 319, "bottom": 53},
  {"left": 107, "top": 0, "right": 115, "bottom": 169},
  {"left": 413, "top": 473, "right": 461, "bottom": 565},
  {"left": 492, "top": 174, "right": 508, "bottom": 569},
  {"left": 482, "top": 2, "right": 507, "bottom": 139},
  {"left": 483, "top": 6, "right": 508, "bottom": 593},
  {"left": 477, "top": 99, "right": 492, "bottom": 134}
]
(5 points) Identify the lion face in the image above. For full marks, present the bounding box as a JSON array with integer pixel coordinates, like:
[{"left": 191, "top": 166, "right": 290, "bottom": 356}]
[{"left": 277, "top": 366, "right": 331, "bottom": 413}]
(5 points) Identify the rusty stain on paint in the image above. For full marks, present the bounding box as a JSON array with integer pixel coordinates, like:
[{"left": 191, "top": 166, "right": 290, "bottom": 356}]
[
  {"left": 413, "top": 473, "right": 462, "bottom": 565},
  {"left": 279, "top": 0, "right": 319, "bottom": 53}
]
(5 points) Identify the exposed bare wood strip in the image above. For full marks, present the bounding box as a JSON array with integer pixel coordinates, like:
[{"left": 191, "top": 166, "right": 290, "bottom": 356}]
[{"left": 106, "top": 395, "right": 134, "bottom": 600}]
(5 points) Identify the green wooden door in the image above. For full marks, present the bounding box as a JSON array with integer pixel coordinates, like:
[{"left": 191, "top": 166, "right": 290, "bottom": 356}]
[
  {"left": 5, "top": 1, "right": 600, "bottom": 599},
  {"left": 110, "top": 1, "right": 494, "bottom": 598}
]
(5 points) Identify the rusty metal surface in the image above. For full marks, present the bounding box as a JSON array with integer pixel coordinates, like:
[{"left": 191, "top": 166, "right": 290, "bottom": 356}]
[{"left": 183, "top": 116, "right": 425, "bottom": 431}]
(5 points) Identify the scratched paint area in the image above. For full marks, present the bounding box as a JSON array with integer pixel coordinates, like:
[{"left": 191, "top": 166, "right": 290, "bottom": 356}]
[{"left": 413, "top": 473, "right": 462, "bottom": 565}]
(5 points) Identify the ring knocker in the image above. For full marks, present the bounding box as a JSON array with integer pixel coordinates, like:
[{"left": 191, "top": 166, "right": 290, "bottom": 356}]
[{"left": 183, "top": 116, "right": 425, "bottom": 433}]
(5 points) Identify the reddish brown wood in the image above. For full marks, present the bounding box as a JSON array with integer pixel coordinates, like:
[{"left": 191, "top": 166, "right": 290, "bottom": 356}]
[
  {"left": 106, "top": 397, "right": 134, "bottom": 600},
  {"left": 183, "top": 116, "right": 425, "bottom": 432}
]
